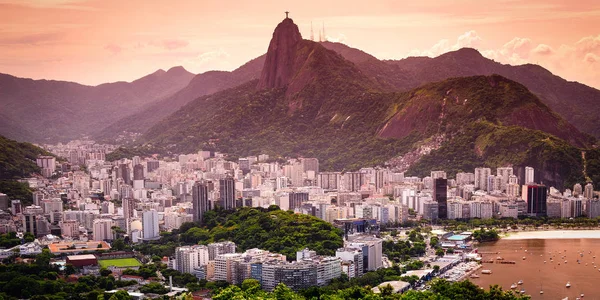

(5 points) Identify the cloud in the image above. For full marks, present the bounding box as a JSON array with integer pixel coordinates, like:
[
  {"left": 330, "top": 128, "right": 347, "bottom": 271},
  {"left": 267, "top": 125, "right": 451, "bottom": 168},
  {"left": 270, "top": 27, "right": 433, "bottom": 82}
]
[
  {"left": 584, "top": 53, "right": 598, "bottom": 64},
  {"left": 325, "top": 33, "right": 348, "bottom": 44},
  {"left": 0, "top": 32, "right": 65, "bottom": 46},
  {"left": 532, "top": 44, "right": 554, "bottom": 55},
  {"left": 407, "top": 30, "right": 484, "bottom": 57},
  {"left": 574, "top": 34, "right": 600, "bottom": 56},
  {"left": 195, "top": 49, "right": 230, "bottom": 63},
  {"left": 456, "top": 30, "right": 482, "bottom": 48},
  {"left": 150, "top": 39, "right": 189, "bottom": 51},
  {"left": 0, "top": 0, "right": 95, "bottom": 10},
  {"left": 501, "top": 37, "right": 532, "bottom": 58},
  {"left": 104, "top": 44, "right": 122, "bottom": 55}
]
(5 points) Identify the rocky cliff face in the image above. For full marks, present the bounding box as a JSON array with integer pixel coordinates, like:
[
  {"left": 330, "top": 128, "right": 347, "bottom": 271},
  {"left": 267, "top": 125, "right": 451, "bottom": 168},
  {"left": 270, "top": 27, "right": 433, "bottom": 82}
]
[{"left": 257, "top": 18, "right": 302, "bottom": 90}]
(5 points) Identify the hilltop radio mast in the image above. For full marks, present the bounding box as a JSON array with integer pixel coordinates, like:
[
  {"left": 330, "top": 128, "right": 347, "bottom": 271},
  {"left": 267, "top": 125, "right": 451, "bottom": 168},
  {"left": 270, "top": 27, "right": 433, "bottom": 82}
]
[
  {"left": 322, "top": 22, "right": 326, "bottom": 42},
  {"left": 310, "top": 22, "right": 314, "bottom": 41}
]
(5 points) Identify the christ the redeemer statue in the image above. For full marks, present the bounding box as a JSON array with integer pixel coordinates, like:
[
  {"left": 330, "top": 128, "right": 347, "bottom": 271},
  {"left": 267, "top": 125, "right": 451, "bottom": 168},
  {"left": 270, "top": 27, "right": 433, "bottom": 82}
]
[{"left": 285, "top": 11, "right": 289, "bottom": 18}]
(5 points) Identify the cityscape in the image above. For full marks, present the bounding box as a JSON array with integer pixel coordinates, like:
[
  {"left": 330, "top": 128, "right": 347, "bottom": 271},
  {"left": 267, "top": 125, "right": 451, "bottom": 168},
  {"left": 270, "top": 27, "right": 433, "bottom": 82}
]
[{"left": 1, "top": 1, "right": 600, "bottom": 299}]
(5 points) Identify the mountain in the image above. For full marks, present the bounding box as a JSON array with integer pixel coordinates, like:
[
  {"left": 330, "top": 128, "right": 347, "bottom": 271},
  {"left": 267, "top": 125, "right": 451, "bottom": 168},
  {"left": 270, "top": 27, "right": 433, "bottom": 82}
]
[
  {"left": 0, "top": 66, "right": 194, "bottom": 142},
  {"left": 94, "top": 55, "right": 266, "bottom": 141},
  {"left": 132, "top": 17, "right": 596, "bottom": 189},
  {"left": 0, "top": 135, "right": 53, "bottom": 180},
  {"left": 321, "top": 42, "right": 600, "bottom": 139}
]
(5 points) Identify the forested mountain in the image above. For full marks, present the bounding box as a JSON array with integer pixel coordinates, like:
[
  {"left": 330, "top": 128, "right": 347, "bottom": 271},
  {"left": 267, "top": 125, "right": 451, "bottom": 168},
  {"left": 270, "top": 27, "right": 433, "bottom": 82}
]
[{"left": 322, "top": 42, "right": 600, "bottom": 139}]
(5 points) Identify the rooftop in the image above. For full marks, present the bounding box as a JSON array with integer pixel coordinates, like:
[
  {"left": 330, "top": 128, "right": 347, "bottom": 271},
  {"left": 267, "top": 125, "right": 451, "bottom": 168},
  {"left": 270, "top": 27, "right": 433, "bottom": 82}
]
[{"left": 67, "top": 254, "right": 96, "bottom": 260}]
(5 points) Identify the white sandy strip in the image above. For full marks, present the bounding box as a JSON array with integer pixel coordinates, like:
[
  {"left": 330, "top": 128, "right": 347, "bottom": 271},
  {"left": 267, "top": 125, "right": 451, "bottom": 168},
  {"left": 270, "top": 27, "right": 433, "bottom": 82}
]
[{"left": 503, "top": 230, "right": 600, "bottom": 240}]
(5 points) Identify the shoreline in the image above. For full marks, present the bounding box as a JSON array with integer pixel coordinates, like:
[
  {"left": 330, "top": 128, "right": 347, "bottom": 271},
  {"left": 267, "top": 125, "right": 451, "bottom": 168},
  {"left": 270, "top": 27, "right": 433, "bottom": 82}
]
[{"left": 501, "top": 230, "right": 600, "bottom": 240}]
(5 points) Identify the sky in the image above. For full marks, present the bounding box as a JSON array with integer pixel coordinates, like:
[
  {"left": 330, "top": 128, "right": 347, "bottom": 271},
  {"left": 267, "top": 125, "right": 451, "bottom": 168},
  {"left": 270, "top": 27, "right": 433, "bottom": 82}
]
[{"left": 1, "top": 0, "right": 599, "bottom": 89}]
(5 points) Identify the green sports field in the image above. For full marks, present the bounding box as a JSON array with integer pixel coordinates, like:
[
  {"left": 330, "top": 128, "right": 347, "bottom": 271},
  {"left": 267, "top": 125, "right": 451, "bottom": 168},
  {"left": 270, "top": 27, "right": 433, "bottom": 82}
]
[{"left": 98, "top": 258, "right": 142, "bottom": 268}]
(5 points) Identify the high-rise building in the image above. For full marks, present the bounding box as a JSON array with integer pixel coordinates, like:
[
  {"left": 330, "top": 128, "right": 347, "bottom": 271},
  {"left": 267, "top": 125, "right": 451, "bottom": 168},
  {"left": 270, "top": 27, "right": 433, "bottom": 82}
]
[
  {"left": 119, "top": 164, "right": 131, "bottom": 185},
  {"left": 122, "top": 198, "right": 137, "bottom": 221},
  {"left": 586, "top": 199, "right": 600, "bottom": 218},
  {"left": 522, "top": 184, "right": 547, "bottom": 217},
  {"left": 60, "top": 220, "right": 79, "bottom": 238},
  {"left": 474, "top": 168, "right": 491, "bottom": 190},
  {"left": 289, "top": 192, "right": 309, "bottom": 211},
  {"left": 525, "top": 167, "right": 535, "bottom": 184},
  {"left": 336, "top": 248, "right": 363, "bottom": 278},
  {"left": 301, "top": 158, "right": 319, "bottom": 174},
  {"left": 142, "top": 209, "right": 159, "bottom": 240},
  {"left": 192, "top": 181, "right": 210, "bottom": 224},
  {"left": 133, "top": 164, "right": 144, "bottom": 180},
  {"left": 573, "top": 183, "right": 583, "bottom": 197},
  {"left": 430, "top": 171, "right": 446, "bottom": 180},
  {"left": 584, "top": 183, "right": 594, "bottom": 199},
  {"left": 571, "top": 198, "right": 583, "bottom": 217},
  {"left": 317, "top": 172, "right": 341, "bottom": 190},
  {"left": 496, "top": 167, "right": 513, "bottom": 191},
  {"left": 433, "top": 178, "right": 447, "bottom": 219},
  {"left": 261, "top": 260, "right": 317, "bottom": 292},
  {"left": 93, "top": 218, "right": 114, "bottom": 241},
  {"left": 147, "top": 160, "right": 160, "bottom": 173},
  {"left": 175, "top": 245, "right": 210, "bottom": 274},
  {"left": 208, "top": 241, "right": 236, "bottom": 260},
  {"left": 219, "top": 177, "right": 236, "bottom": 210},
  {"left": 214, "top": 253, "right": 243, "bottom": 284},
  {"left": 343, "top": 172, "right": 364, "bottom": 192}
]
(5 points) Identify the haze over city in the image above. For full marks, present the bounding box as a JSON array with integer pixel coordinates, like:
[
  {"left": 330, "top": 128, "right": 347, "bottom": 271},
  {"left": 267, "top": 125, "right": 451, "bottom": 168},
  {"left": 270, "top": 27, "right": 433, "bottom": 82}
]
[{"left": 1, "top": 0, "right": 599, "bottom": 88}]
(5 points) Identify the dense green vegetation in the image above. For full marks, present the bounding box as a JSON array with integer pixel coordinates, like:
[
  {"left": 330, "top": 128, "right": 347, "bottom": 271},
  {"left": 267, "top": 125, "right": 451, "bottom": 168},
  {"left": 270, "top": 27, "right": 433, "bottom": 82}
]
[
  {"left": 136, "top": 206, "right": 344, "bottom": 260},
  {"left": 383, "top": 229, "right": 427, "bottom": 263},
  {"left": 472, "top": 228, "right": 500, "bottom": 242},
  {"left": 105, "top": 146, "right": 153, "bottom": 162},
  {"left": 0, "top": 180, "right": 33, "bottom": 205},
  {"left": 211, "top": 277, "right": 529, "bottom": 300},
  {"left": 585, "top": 148, "right": 600, "bottom": 186},
  {"left": 0, "top": 135, "right": 53, "bottom": 179}
]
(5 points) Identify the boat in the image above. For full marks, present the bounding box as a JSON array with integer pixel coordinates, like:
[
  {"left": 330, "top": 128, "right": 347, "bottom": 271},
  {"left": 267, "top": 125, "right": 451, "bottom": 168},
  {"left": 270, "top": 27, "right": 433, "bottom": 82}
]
[
  {"left": 522, "top": 256, "right": 527, "bottom": 260},
  {"left": 566, "top": 282, "right": 571, "bottom": 288},
  {"left": 470, "top": 274, "right": 480, "bottom": 279},
  {"left": 520, "top": 289, "right": 525, "bottom": 294},
  {"left": 510, "top": 283, "right": 518, "bottom": 289},
  {"left": 518, "top": 280, "right": 523, "bottom": 285},
  {"left": 496, "top": 256, "right": 504, "bottom": 260},
  {"left": 481, "top": 270, "right": 492, "bottom": 274}
]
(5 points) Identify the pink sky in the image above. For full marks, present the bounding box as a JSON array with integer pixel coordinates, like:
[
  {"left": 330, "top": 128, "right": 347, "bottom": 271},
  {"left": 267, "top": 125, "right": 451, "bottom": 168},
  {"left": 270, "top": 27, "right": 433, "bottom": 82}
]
[{"left": 1, "top": 0, "right": 599, "bottom": 88}]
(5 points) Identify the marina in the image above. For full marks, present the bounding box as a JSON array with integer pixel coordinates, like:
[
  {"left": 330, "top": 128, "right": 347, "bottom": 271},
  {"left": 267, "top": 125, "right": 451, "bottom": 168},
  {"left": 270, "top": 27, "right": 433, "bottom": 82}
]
[{"left": 474, "top": 238, "right": 600, "bottom": 299}]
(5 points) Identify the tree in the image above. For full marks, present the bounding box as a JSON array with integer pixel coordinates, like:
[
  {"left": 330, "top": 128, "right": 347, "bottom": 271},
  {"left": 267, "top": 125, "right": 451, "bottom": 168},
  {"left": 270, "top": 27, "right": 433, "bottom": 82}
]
[
  {"left": 112, "top": 238, "right": 126, "bottom": 251},
  {"left": 100, "top": 268, "right": 113, "bottom": 277},
  {"left": 108, "top": 290, "right": 132, "bottom": 300},
  {"left": 435, "top": 248, "right": 445, "bottom": 257},
  {"left": 139, "top": 282, "right": 169, "bottom": 295}
]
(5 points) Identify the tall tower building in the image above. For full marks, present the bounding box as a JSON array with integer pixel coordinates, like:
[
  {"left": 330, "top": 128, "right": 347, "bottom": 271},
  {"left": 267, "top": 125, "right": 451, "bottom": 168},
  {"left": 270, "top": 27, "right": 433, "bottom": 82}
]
[
  {"left": 522, "top": 184, "right": 547, "bottom": 217},
  {"left": 474, "top": 168, "right": 491, "bottom": 191},
  {"left": 573, "top": 183, "right": 583, "bottom": 197},
  {"left": 219, "top": 177, "right": 236, "bottom": 210},
  {"left": 584, "top": 183, "right": 594, "bottom": 199},
  {"left": 192, "top": 181, "right": 210, "bottom": 224},
  {"left": 142, "top": 209, "right": 160, "bottom": 240},
  {"left": 525, "top": 166, "right": 535, "bottom": 184},
  {"left": 433, "top": 178, "right": 448, "bottom": 219},
  {"left": 496, "top": 167, "right": 513, "bottom": 191},
  {"left": 133, "top": 164, "right": 144, "bottom": 180}
]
